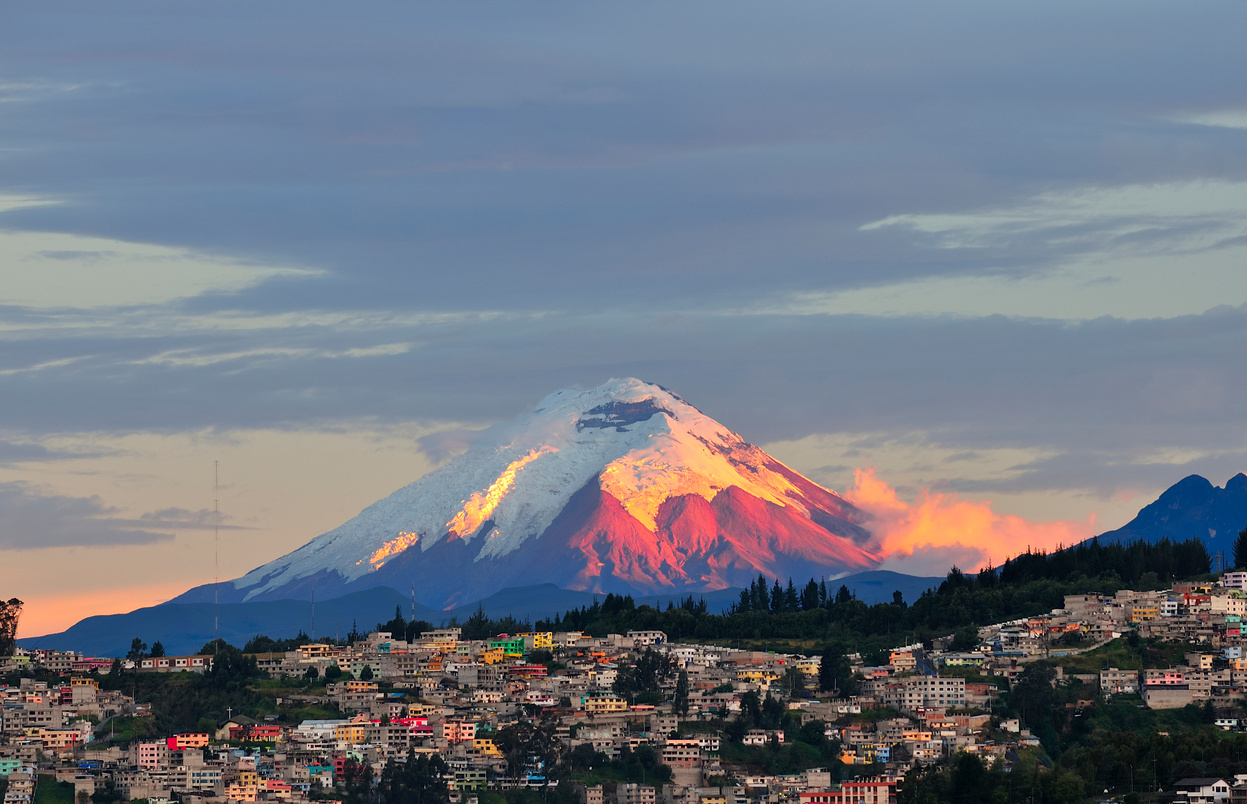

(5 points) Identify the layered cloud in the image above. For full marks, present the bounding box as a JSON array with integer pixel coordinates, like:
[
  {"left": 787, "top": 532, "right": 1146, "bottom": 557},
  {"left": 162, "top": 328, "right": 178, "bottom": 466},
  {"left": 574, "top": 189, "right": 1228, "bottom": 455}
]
[{"left": 0, "top": 482, "right": 242, "bottom": 551}]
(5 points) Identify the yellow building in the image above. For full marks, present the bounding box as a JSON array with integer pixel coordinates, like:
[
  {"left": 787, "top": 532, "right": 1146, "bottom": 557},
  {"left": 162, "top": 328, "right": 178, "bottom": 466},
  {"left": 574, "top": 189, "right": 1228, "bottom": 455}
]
[
  {"left": 1131, "top": 605, "right": 1159, "bottom": 624},
  {"left": 794, "top": 657, "right": 821, "bottom": 678},
  {"left": 472, "top": 738, "right": 503, "bottom": 758},
  {"left": 333, "top": 723, "right": 366, "bottom": 744},
  {"left": 522, "top": 632, "right": 554, "bottom": 651},
  {"left": 478, "top": 647, "right": 505, "bottom": 665},
  {"left": 584, "top": 695, "right": 629, "bottom": 714},
  {"left": 735, "top": 669, "right": 781, "bottom": 686},
  {"left": 297, "top": 644, "right": 336, "bottom": 661}
]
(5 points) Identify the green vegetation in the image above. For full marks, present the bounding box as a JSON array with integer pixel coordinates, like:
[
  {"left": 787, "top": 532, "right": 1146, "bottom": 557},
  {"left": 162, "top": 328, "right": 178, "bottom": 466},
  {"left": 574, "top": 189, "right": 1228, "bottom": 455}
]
[
  {"left": 1053, "top": 635, "right": 1199, "bottom": 674},
  {"left": 0, "top": 598, "right": 21, "bottom": 657},
  {"left": 900, "top": 650, "right": 1247, "bottom": 803},
  {"left": 375, "top": 751, "right": 450, "bottom": 804},
  {"left": 612, "top": 648, "right": 676, "bottom": 705},
  {"left": 33, "top": 781, "right": 74, "bottom": 804},
  {"left": 526, "top": 539, "right": 1210, "bottom": 657},
  {"left": 718, "top": 737, "right": 842, "bottom": 777},
  {"left": 90, "top": 643, "right": 339, "bottom": 740},
  {"left": 559, "top": 742, "right": 673, "bottom": 786},
  {"left": 91, "top": 715, "right": 165, "bottom": 745}
]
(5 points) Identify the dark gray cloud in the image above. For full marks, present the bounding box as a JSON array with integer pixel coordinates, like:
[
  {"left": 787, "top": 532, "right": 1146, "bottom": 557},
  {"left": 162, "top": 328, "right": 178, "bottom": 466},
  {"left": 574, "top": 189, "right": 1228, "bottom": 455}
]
[
  {"left": 0, "top": 484, "right": 245, "bottom": 551},
  {"left": 1, "top": 2, "right": 1245, "bottom": 314},
  {"left": 0, "top": 482, "right": 169, "bottom": 550},
  {"left": 0, "top": 441, "right": 104, "bottom": 466},
  {"left": 0, "top": 0, "right": 1245, "bottom": 519}
]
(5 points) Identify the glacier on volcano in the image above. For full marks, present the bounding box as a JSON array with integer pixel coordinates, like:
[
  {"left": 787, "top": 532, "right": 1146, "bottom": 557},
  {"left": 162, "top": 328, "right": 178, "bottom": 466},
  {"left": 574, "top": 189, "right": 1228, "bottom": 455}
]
[{"left": 220, "top": 378, "right": 880, "bottom": 608}]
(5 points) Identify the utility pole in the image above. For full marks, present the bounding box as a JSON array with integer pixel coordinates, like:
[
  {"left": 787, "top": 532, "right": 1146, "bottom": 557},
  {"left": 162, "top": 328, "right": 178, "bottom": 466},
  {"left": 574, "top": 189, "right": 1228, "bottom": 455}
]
[{"left": 214, "top": 461, "right": 219, "bottom": 654}]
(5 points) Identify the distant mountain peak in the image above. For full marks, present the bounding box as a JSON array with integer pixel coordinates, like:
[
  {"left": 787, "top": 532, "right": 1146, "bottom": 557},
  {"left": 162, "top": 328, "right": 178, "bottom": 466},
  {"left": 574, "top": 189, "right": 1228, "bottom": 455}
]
[
  {"left": 1096, "top": 472, "right": 1247, "bottom": 548},
  {"left": 210, "top": 378, "right": 879, "bottom": 608}
]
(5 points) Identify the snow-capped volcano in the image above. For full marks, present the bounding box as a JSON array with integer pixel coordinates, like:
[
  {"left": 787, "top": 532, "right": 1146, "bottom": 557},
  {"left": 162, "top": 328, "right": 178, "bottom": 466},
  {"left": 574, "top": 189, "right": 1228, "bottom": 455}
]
[{"left": 213, "top": 379, "right": 879, "bottom": 608}]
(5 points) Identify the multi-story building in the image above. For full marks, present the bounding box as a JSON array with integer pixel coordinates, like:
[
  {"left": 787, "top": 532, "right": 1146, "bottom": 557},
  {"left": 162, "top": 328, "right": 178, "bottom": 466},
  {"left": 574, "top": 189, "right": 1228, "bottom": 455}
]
[
  {"left": 1100, "top": 668, "right": 1139, "bottom": 695},
  {"left": 801, "top": 777, "right": 898, "bottom": 804}
]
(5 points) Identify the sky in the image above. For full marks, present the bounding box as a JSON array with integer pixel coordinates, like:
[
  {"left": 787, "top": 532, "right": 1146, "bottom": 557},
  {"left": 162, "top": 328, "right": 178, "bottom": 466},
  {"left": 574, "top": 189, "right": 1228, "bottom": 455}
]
[{"left": 2, "top": 1, "right": 1246, "bottom": 638}]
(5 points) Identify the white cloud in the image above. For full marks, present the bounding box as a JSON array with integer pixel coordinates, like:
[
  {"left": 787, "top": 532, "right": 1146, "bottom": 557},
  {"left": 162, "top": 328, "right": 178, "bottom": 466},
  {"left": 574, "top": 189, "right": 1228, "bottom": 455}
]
[
  {"left": 0, "top": 226, "right": 322, "bottom": 309},
  {"left": 777, "top": 181, "right": 1247, "bottom": 321},
  {"left": 1175, "top": 110, "right": 1247, "bottom": 130}
]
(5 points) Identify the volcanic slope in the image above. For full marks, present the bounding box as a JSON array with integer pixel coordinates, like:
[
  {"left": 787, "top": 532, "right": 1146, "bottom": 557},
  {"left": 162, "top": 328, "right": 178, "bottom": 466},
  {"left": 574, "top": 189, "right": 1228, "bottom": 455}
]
[{"left": 201, "top": 378, "right": 879, "bottom": 608}]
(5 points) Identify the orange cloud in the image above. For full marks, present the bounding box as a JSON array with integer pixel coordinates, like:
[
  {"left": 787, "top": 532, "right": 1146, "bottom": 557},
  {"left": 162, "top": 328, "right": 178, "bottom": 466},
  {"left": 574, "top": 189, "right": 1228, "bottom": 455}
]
[{"left": 845, "top": 467, "right": 1096, "bottom": 577}]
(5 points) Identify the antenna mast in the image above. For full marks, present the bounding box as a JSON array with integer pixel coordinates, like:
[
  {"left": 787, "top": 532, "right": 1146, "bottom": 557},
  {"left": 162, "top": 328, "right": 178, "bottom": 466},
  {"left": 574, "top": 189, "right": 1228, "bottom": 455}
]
[{"left": 214, "top": 460, "right": 219, "bottom": 653}]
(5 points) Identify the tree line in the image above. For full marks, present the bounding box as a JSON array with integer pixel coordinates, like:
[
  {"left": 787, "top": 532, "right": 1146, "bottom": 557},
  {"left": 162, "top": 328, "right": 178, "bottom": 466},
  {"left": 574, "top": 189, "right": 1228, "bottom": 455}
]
[{"left": 529, "top": 539, "right": 1211, "bottom": 657}]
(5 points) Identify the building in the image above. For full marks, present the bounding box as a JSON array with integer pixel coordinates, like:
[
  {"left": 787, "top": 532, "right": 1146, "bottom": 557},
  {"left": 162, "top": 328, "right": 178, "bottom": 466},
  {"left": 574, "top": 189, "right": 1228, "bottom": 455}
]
[
  {"left": 627, "top": 631, "right": 667, "bottom": 647},
  {"left": 1100, "top": 668, "right": 1139, "bottom": 695},
  {"left": 1172, "top": 777, "right": 1231, "bottom": 804},
  {"left": 1223, "top": 573, "right": 1247, "bottom": 591},
  {"left": 801, "top": 777, "right": 898, "bottom": 804}
]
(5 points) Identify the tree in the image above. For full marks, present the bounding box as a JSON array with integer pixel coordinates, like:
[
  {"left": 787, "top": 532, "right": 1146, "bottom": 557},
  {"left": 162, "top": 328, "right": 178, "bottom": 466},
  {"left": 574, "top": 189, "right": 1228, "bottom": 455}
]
[
  {"left": 359, "top": 665, "right": 375, "bottom": 681},
  {"left": 801, "top": 579, "right": 821, "bottom": 611},
  {"left": 1235, "top": 526, "right": 1247, "bottom": 570},
  {"left": 951, "top": 626, "right": 979, "bottom": 652},
  {"left": 149, "top": 641, "right": 165, "bottom": 658},
  {"left": 206, "top": 645, "right": 258, "bottom": 685},
  {"left": 304, "top": 666, "right": 320, "bottom": 681},
  {"left": 673, "top": 670, "right": 690, "bottom": 717},
  {"left": 377, "top": 750, "right": 449, "bottom": 804},
  {"left": 0, "top": 599, "right": 21, "bottom": 657},
  {"left": 818, "top": 644, "right": 857, "bottom": 697},
  {"left": 324, "top": 664, "right": 343, "bottom": 681},
  {"left": 197, "top": 638, "right": 231, "bottom": 656},
  {"left": 127, "top": 638, "right": 148, "bottom": 662},
  {"left": 340, "top": 757, "right": 373, "bottom": 804},
  {"left": 781, "top": 666, "right": 805, "bottom": 699}
]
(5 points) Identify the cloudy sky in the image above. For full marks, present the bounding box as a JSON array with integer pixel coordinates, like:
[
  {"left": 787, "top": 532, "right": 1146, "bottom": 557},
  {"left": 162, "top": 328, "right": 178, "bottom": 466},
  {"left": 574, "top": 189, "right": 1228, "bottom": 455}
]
[{"left": 3, "top": 2, "right": 1246, "bottom": 637}]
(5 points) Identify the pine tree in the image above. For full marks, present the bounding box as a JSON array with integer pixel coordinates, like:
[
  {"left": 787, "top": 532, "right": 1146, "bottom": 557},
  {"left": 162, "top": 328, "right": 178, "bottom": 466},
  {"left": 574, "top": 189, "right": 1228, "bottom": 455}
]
[
  {"left": 674, "top": 670, "right": 690, "bottom": 717},
  {"left": 801, "top": 579, "right": 820, "bottom": 611},
  {"left": 784, "top": 578, "right": 799, "bottom": 612},
  {"left": 1234, "top": 526, "right": 1247, "bottom": 570}
]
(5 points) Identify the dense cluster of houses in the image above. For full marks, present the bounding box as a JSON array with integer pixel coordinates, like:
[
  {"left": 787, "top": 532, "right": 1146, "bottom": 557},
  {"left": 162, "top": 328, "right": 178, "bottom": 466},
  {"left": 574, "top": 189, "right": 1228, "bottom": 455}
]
[{"left": 6, "top": 574, "right": 1247, "bottom": 803}]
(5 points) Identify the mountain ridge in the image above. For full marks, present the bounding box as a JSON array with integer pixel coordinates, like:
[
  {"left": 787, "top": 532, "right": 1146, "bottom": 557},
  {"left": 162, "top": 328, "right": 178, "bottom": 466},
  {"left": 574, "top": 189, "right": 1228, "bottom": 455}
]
[
  {"left": 20, "top": 572, "right": 942, "bottom": 658},
  {"left": 1094, "top": 472, "right": 1247, "bottom": 551}
]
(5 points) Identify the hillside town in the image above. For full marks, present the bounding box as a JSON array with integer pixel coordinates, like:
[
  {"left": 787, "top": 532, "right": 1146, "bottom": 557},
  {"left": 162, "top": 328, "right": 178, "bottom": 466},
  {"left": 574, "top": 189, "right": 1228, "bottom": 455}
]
[{"left": 7, "top": 574, "right": 1247, "bottom": 804}]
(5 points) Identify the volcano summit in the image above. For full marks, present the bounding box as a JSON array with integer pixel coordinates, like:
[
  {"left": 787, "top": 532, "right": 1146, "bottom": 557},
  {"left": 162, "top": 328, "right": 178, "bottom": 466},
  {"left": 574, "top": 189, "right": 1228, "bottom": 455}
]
[{"left": 192, "top": 379, "right": 879, "bottom": 609}]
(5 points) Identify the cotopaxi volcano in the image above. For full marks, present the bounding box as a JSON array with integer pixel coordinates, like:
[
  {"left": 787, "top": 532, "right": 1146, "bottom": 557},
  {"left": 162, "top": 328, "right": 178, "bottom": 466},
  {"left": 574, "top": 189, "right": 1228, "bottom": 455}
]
[{"left": 183, "top": 379, "right": 879, "bottom": 609}]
